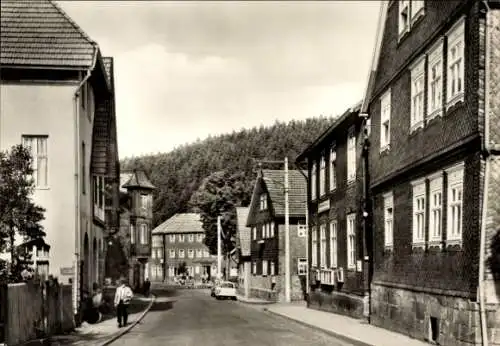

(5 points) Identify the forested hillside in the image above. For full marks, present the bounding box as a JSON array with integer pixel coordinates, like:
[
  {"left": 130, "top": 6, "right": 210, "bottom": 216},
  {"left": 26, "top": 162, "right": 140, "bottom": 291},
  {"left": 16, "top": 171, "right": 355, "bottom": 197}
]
[{"left": 120, "top": 117, "right": 334, "bottom": 227}]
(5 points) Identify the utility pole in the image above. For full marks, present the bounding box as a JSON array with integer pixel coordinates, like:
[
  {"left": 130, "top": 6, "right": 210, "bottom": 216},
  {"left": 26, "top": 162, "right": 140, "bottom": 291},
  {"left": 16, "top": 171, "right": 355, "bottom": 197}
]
[
  {"left": 284, "top": 157, "right": 291, "bottom": 303},
  {"left": 217, "top": 215, "right": 222, "bottom": 280}
]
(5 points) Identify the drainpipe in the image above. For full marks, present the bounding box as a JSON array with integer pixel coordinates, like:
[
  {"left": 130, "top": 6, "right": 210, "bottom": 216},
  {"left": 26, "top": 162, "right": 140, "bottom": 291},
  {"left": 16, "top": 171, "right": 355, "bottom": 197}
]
[{"left": 73, "top": 43, "right": 99, "bottom": 316}]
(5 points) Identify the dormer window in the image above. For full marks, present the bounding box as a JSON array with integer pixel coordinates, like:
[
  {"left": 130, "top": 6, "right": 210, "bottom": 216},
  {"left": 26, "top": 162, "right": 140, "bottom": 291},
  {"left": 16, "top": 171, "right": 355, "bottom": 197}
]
[{"left": 259, "top": 193, "right": 268, "bottom": 210}]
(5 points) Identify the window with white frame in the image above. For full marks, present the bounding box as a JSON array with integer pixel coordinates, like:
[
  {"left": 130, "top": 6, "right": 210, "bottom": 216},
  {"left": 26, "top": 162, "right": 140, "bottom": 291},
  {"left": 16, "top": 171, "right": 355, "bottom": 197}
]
[
  {"left": 188, "top": 249, "right": 194, "bottom": 258},
  {"left": 197, "top": 233, "right": 204, "bottom": 243},
  {"left": 261, "top": 224, "right": 266, "bottom": 239},
  {"left": 262, "top": 260, "right": 268, "bottom": 276},
  {"left": 22, "top": 135, "right": 48, "bottom": 188},
  {"left": 319, "top": 155, "right": 326, "bottom": 196},
  {"left": 252, "top": 262, "right": 257, "bottom": 275},
  {"left": 446, "top": 17, "right": 465, "bottom": 107},
  {"left": 178, "top": 234, "right": 185, "bottom": 242},
  {"left": 410, "top": 56, "right": 425, "bottom": 131},
  {"left": 297, "top": 223, "right": 307, "bottom": 237},
  {"left": 252, "top": 227, "right": 256, "bottom": 240},
  {"left": 196, "top": 249, "right": 203, "bottom": 258},
  {"left": 330, "top": 145, "right": 337, "bottom": 190},
  {"left": 320, "top": 224, "right": 327, "bottom": 267},
  {"left": 130, "top": 224, "right": 135, "bottom": 244},
  {"left": 152, "top": 235, "right": 163, "bottom": 247},
  {"left": 347, "top": 214, "right": 356, "bottom": 269},
  {"left": 168, "top": 266, "right": 175, "bottom": 277},
  {"left": 311, "top": 162, "right": 317, "bottom": 200},
  {"left": 179, "top": 249, "right": 185, "bottom": 258},
  {"left": 260, "top": 193, "right": 268, "bottom": 210},
  {"left": 446, "top": 162, "right": 464, "bottom": 244},
  {"left": 380, "top": 90, "right": 391, "bottom": 151},
  {"left": 427, "top": 38, "right": 444, "bottom": 119},
  {"left": 428, "top": 172, "right": 443, "bottom": 244},
  {"left": 347, "top": 126, "right": 356, "bottom": 182},
  {"left": 93, "top": 175, "right": 106, "bottom": 220},
  {"left": 411, "top": 179, "right": 426, "bottom": 247},
  {"left": 169, "top": 249, "right": 175, "bottom": 258},
  {"left": 270, "top": 261, "right": 275, "bottom": 276},
  {"left": 383, "top": 192, "right": 394, "bottom": 249},
  {"left": 169, "top": 234, "right": 176, "bottom": 243},
  {"left": 140, "top": 224, "right": 149, "bottom": 245},
  {"left": 311, "top": 226, "right": 318, "bottom": 267},
  {"left": 329, "top": 220, "right": 338, "bottom": 268},
  {"left": 411, "top": 1, "right": 425, "bottom": 24},
  {"left": 203, "top": 249, "right": 210, "bottom": 257},
  {"left": 188, "top": 234, "right": 194, "bottom": 242},
  {"left": 270, "top": 222, "right": 275, "bottom": 237},
  {"left": 398, "top": 0, "right": 410, "bottom": 36}
]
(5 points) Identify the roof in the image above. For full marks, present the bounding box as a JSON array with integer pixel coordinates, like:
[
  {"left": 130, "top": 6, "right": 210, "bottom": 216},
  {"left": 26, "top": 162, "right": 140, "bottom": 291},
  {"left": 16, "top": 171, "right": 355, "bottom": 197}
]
[
  {"left": 18, "top": 237, "right": 50, "bottom": 250},
  {"left": 236, "top": 207, "right": 251, "bottom": 256},
  {"left": 247, "top": 170, "right": 307, "bottom": 221},
  {"left": 296, "top": 101, "right": 362, "bottom": 162},
  {"left": 120, "top": 172, "right": 133, "bottom": 192},
  {"left": 122, "top": 169, "right": 156, "bottom": 190},
  {"left": 102, "top": 56, "right": 113, "bottom": 87},
  {"left": 152, "top": 213, "right": 204, "bottom": 234},
  {"left": 0, "top": 0, "right": 97, "bottom": 68}
]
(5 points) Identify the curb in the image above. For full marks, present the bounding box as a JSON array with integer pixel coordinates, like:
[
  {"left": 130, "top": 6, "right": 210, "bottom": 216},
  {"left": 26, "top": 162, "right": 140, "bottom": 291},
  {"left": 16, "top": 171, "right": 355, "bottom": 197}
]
[
  {"left": 236, "top": 296, "right": 275, "bottom": 305},
  {"left": 263, "top": 308, "right": 373, "bottom": 346},
  {"left": 98, "top": 294, "right": 156, "bottom": 346}
]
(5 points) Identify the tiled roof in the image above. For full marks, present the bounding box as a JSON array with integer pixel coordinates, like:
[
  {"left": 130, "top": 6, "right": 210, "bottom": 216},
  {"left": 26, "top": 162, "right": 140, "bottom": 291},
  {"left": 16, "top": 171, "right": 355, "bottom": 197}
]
[
  {"left": 236, "top": 207, "right": 251, "bottom": 256},
  {"left": 102, "top": 56, "right": 113, "bottom": 86},
  {"left": 122, "top": 169, "right": 156, "bottom": 190},
  {"left": 0, "top": 0, "right": 96, "bottom": 68},
  {"left": 262, "top": 169, "right": 307, "bottom": 217},
  {"left": 152, "top": 213, "right": 204, "bottom": 235},
  {"left": 119, "top": 173, "right": 133, "bottom": 193}
]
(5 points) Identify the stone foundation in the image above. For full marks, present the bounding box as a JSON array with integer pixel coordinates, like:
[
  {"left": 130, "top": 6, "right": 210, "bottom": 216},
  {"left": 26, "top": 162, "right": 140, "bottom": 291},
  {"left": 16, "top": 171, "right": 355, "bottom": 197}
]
[
  {"left": 308, "top": 289, "right": 366, "bottom": 319},
  {"left": 248, "top": 274, "right": 305, "bottom": 302},
  {"left": 371, "top": 282, "right": 500, "bottom": 345}
]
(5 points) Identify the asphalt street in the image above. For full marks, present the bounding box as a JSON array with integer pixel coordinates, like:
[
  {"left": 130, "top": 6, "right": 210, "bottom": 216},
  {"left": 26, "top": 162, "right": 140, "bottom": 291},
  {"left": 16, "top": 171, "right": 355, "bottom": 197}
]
[{"left": 114, "top": 288, "right": 355, "bottom": 346}]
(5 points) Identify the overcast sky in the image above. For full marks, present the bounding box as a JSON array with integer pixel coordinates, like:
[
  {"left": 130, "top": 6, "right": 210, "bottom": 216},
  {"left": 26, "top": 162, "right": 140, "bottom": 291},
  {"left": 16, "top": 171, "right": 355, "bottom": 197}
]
[{"left": 58, "top": 1, "right": 380, "bottom": 159}]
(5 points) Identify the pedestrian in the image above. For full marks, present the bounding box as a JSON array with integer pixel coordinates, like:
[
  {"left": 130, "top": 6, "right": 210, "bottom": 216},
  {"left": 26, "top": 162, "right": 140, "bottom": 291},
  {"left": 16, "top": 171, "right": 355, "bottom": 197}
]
[
  {"left": 143, "top": 278, "right": 151, "bottom": 297},
  {"left": 114, "top": 277, "right": 133, "bottom": 328}
]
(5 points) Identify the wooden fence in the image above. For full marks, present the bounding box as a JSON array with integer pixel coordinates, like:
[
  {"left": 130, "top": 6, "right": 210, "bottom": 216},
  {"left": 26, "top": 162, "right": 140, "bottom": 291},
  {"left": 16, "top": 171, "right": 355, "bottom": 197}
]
[{"left": 0, "top": 279, "right": 74, "bottom": 345}]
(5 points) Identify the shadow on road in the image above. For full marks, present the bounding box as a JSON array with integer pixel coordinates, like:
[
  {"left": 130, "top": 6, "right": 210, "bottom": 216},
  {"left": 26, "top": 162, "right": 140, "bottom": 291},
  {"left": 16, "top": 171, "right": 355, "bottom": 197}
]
[{"left": 149, "top": 300, "right": 175, "bottom": 312}]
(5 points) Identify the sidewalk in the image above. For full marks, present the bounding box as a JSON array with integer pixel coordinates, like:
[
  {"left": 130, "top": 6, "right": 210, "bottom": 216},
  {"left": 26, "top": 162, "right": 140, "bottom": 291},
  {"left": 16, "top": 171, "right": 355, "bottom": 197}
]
[
  {"left": 264, "top": 302, "right": 430, "bottom": 346},
  {"left": 46, "top": 295, "right": 154, "bottom": 346},
  {"left": 236, "top": 294, "right": 275, "bottom": 305}
]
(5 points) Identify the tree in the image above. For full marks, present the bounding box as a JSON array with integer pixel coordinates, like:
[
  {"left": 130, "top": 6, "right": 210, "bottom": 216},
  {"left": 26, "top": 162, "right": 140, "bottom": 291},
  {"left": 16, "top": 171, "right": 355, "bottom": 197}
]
[
  {"left": 189, "top": 170, "right": 253, "bottom": 259},
  {"left": 0, "top": 144, "right": 46, "bottom": 281}
]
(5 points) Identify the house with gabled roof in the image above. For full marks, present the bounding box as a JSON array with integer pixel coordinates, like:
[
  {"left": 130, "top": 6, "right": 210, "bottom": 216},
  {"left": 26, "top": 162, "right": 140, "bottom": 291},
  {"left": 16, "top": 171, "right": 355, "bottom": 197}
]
[
  {"left": 0, "top": 0, "right": 120, "bottom": 316},
  {"left": 246, "top": 169, "right": 308, "bottom": 302},
  {"left": 236, "top": 207, "right": 251, "bottom": 297}
]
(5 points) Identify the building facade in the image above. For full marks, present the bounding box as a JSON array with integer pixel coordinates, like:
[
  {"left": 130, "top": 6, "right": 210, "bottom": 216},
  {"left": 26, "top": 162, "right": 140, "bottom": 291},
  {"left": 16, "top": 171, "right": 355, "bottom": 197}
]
[
  {"left": 151, "top": 213, "right": 217, "bottom": 282},
  {"left": 0, "top": 0, "right": 120, "bottom": 314},
  {"left": 362, "top": 1, "right": 500, "bottom": 345},
  {"left": 296, "top": 102, "right": 370, "bottom": 319},
  {"left": 236, "top": 207, "right": 252, "bottom": 297},
  {"left": 246, "top": 169, "right": 307, "bottom": 302}
]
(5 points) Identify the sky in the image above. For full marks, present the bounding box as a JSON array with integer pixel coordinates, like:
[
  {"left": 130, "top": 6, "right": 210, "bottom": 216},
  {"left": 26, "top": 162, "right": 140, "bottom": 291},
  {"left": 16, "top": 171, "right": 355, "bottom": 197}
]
[{"left": 58, "top": 1, "right": 381, "bottom": 159}]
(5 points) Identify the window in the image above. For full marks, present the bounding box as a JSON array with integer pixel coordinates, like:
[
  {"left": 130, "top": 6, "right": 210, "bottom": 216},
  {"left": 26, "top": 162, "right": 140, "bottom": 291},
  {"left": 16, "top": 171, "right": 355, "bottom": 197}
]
[
  {"left": 261, "top": 224, "right": 266, "bottom": 239},
  {"left": 188, "top": 249, "right": 194, "bottom": 258},
  {"left": 260, "top": 194, "right": 268, "bottom": 210},
  {"left": 320, "top": 224, "right": 327, "bottom": 268},
  {"left": 262, "top": 260, "right": 268, "bottom": 276},
  {"left": 446, "top": 162, "right": 464, "bottom": 245},
  {"left": 93, "top": 175, "right": 105, "bottom": 220},
  {"left": 399, "top": 0, "right": 410, "bottom": 36},
  {"left": 410, "top": 56, "right": 425, "bottom": 131},
  {"left": 319, "top": 155, "right": 326, "bottom": 196},
  {"left": 270, "top": 261, "right": 275, "bottom": 276},
  {"left": 203, "top": 249, "right": 210, "bottom": 257},
  {"left": 347, "top": 126, "right": 356, "bottom": 182},
  {"left": 188, "top": 234, "right": 194, "bottom": 242},
  {"left": 330, "top": 145, "right": 337, "bottom": 191},
  {"left": 22, "top": 135, "right": 48, "bottom": 188},
  {"left": 384, "top": 192, "right": 394, "bottom": 249},
  {"left": 347, "top": 214, "right": 356, "bottom": 269},
  {"left": 252, "top": 262, "right": 257, "bottom": 275},
  {"left": 152, "top": 236, "right": 163, "bottom": 247},
  {"left": 380, "top": 90, "right": 391, "bottom": 151},
  {"left": 411, "top": 1, "right": 425, "bottom": 24},
  {"left": 195, "top": 266, "right": 200, "bottom": 275},
  {"left": 311, "top": 226, "right": 318, "bottom": 267},
  {"left": 130, "top": 224, "right": 135, "bottom": 244},
  {"left": 446, "top": 17, "right": 465, "bottom": 107},
  {"left": 140, "top": 224, "right": 149, "bottom": 245},
  {"left": 197, "top": 234, "right": 204, "bottom": 243},
  {"left": 412, "top": 179, "right": 426, "bottom": 247},
  {"left": 169, "top": 234, "right": 176, "bottom": 243},
  {"left": 298, "top": 258, "right": 307, "bottom": 275},
  {"left": 81, "top": 142, "right": 86, "bottom": 194},
  {"left": 428, "top": 172, "right": 443, "bottom": 245},
  {"left": 179, "top": 249, "right": 185, "bottom": 258},
  {"left": 169, "top": 249, "right": 175, "bottom": 258},
  {"left": 178, "top": 234, "right": 185, "bottom": 242},
  {"left": 297, "top": 223, "right": 307, "bottom": 237},
  {"left": 311, "top": 162, "right": 317, "bottom": 200},
  {"left": 427, "top": 38, "right": 444, "bottom": 119},
  {"left": 196, "top": 249, "right": 203, "bottom": 258},
  {"left": 252, "top": 227, "right": 256, "bottom": 240},
  {"left": 329, "top": 220, "right": 338, "bottom": 268}
]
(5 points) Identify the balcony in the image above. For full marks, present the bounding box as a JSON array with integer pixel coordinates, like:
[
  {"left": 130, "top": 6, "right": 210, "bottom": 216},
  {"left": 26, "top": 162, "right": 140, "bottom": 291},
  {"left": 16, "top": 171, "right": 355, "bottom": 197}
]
[{"left": 130, "top": 243, "right": 151, "bottom": 259}]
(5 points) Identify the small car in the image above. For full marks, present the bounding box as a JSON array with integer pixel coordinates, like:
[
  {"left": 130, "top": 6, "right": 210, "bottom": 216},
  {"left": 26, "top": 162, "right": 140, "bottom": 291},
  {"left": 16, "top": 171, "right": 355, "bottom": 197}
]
[
  {"left": 214, "top": 281, "right": 237, "bottom": 300},
  {"left": 210, "top": 280, "right": 221, "bottom": 297}
]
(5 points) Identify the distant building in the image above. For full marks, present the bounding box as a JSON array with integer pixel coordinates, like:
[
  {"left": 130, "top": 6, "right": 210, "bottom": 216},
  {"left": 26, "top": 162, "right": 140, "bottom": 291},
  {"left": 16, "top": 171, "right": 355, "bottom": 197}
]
[
  {"left": 236, "top": 207, "right": 251, "bottom": 297},
  {"left": 0, "top": 0, "right": 120, "bottom": 314},
  {"left": 151, "top": 213, "right": 217, "bottom": 282},
  {"left": 246, "top": 169, "right": 307, "bottom": 302}
]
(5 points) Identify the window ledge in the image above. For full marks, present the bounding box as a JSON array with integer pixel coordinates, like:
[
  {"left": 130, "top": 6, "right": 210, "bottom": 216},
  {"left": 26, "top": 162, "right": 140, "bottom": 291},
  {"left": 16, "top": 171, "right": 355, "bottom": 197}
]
[
  {"left": 347, "top": 177, "right": 356, "bottom": 185},
  {"left": 410, "top": 121, "right": 424, "bottom": 134},
  {"left": 384, "top": 245, "right": 393, "bottom": 251},
  {"left": 427, "top": 109, "right": 443, "bottom": 122},
  {"left": 347, "top": 265, "right": 356, "bottom": 271},
  {"left": 36, "top": 186, "right": 50, "bottom": 191},
  {"left": 398, "top": 28, "right": 410, "bottom": 43},
  {"left": 380, "top": 144, "right": 391, "bottom": 154},
  {"left": 446, "top": 238, "right": 462, "bottom": 247},
  {"left": 428, "top": 240, "right": 443, "bottom": 249},
  {"left": 410, "top": 9, "right": 425, "bottom": 27},
  {"left": 412, "top": 241, "right": 426, "bottom": 250},
  {"left": 446, "top": 93, "right": 464, "bottom": 111}
]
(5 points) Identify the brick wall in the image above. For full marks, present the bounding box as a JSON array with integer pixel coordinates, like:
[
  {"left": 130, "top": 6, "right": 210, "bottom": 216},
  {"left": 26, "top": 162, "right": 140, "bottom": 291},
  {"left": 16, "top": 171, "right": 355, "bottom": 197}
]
[{"left": 488, "top": 10, "right": 500, "bottom": 146}]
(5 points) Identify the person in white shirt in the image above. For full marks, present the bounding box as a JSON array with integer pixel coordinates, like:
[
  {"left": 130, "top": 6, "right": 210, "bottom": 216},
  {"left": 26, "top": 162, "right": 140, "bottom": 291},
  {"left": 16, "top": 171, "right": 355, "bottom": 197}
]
[{"left": 114, "top": 278, "right": 133, "bottom": 328}]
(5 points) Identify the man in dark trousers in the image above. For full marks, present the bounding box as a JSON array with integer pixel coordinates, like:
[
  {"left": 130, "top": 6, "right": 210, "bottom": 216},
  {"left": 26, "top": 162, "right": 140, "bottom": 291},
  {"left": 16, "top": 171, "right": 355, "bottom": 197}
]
[
  {"left": 143, "top": 278, "right": 151, "bottom": 297},
  {"left": 114, "top": 278, "right": 133, "bottom": 328}
]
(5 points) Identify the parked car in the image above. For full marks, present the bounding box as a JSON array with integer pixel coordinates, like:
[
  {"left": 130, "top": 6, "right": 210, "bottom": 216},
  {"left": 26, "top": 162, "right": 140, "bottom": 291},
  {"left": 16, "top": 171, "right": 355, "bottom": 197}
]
[
  {"left": 210, "top": 279, "right": 221, "bottom": 297},
  {"left": 214, "top": 281, "right": 237, "bottom": 300}
]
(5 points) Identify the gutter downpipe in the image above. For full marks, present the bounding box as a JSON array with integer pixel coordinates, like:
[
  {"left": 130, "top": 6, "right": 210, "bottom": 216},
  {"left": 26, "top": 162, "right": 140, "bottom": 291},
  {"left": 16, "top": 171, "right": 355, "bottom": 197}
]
[
  {"left": 73, "top": 43, "right": 99, "bottom": 318},
  {"left": 479, "top": 1, "right": 493, "bottom": 345}
]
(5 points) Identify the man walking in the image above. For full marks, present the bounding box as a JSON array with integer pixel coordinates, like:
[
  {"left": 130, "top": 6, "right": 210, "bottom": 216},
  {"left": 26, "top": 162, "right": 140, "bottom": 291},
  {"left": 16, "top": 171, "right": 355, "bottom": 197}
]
[{"left": 114, "top": 277, "right": 133, "bottom": 328}]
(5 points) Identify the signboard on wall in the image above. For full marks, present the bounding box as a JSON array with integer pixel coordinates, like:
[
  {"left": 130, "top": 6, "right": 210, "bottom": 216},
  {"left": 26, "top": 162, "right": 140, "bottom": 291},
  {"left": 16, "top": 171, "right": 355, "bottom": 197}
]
[{"left": 60, "top": 267, "right": 74, "bottom": 276}]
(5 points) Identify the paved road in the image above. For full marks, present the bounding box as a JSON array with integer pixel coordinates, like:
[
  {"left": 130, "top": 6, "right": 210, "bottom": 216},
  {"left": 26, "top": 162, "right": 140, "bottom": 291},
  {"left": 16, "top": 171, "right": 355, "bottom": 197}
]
[{"left": 114, "top": 289, "right": 354, "bottom": 346}]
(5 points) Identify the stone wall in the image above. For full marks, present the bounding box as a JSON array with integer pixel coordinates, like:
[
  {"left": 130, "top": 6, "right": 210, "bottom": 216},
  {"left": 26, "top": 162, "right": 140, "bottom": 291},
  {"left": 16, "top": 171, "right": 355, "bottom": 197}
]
[
  {"left": 371, "top": 282, "right": 500, "bottom": 345},
  {"left": 308, "top": 289, "right": 365, "bottom": 319}
]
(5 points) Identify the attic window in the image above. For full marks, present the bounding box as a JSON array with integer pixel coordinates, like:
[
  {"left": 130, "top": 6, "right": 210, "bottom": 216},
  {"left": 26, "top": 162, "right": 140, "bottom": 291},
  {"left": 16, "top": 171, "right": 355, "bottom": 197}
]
[{"left": 260, "top": 193, "right": 268, "bottom": 210}]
